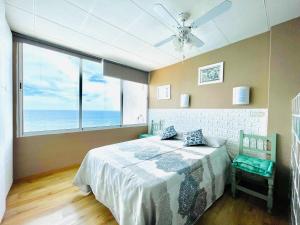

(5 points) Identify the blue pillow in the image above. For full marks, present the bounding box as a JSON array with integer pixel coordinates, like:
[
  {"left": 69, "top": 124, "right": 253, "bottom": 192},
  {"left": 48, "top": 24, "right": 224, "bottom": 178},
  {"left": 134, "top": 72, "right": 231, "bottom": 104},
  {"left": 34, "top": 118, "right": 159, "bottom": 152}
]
[
  {"left": 160, "top": 126, "right": 177, "bottom": 140},
  {"left": 183, "top": 129, "right": 206, "bottom": 146}
]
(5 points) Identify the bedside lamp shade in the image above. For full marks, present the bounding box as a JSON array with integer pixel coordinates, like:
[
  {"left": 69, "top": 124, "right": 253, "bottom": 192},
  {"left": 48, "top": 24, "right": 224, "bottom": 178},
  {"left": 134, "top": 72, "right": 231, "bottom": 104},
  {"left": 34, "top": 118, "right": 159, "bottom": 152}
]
[
  {"left": 233, "top": 86, "right": 250, "bottom": 105},
  {"left": 180, "top": 94, "right": 190, "bottom": 108}
]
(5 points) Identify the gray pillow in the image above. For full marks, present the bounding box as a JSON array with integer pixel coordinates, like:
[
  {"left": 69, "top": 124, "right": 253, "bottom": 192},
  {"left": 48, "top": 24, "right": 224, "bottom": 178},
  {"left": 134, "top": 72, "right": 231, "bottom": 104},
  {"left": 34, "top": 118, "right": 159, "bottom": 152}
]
[
  {"left": 183, "top": 129, "right": 206, "bottom": 146},
  {"left": 160, "top": 126, "right": 177, "bottom": 140}
]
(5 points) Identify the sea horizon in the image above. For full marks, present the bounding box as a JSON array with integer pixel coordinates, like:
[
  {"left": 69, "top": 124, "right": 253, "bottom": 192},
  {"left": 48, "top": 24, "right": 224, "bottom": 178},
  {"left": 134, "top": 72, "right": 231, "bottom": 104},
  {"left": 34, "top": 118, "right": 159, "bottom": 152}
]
[{"left": 24, "top": 109, "right": 121, "bottom": 132}]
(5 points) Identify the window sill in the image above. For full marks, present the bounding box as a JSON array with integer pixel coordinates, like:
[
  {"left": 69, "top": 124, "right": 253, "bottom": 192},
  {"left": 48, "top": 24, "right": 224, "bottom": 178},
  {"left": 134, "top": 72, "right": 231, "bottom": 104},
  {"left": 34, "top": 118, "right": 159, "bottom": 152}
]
[{"left": 19, "top": 124, "right": 148, "bottom": 138}]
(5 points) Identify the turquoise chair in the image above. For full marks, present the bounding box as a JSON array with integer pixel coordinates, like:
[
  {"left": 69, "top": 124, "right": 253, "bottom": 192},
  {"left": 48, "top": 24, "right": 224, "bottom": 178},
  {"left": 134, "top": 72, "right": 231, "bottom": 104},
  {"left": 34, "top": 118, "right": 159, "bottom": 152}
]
[
  {"left": 231, "top": 130, "right": 277, "bottom": 213},
  {"left": 139, "top": 120, "right": 164, "bottom": 139}
]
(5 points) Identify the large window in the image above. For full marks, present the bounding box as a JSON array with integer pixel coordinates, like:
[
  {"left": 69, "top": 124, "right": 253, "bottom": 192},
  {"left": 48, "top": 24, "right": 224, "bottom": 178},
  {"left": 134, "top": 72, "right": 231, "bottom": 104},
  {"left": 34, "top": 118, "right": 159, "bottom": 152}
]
[
  {"left": 82, "top": 59, "right": 121, "bottom": 128},
  {"left": 18, "top": 42, "right": 148, "bottom": 136},
  {"left": 22, "top": 43, "right": 80, "bottom": 132}
]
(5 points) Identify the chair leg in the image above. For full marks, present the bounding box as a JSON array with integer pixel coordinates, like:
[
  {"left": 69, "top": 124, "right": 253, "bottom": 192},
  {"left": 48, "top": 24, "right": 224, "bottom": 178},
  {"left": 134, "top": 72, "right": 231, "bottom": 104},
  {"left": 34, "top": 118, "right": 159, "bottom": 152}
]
[
  {"left": 231, "top": 167, "right": 236, "bottom": 198},
  {"left": 267, "top": 177, "right": 274, "bottom": 213}
]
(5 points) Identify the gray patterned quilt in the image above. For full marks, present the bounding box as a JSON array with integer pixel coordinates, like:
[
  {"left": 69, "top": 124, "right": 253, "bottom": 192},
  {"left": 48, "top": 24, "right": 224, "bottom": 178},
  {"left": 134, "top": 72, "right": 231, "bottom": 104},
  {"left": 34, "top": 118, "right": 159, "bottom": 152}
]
[{"left": 74, "top": 136, "right": 230, "bottom": 225}]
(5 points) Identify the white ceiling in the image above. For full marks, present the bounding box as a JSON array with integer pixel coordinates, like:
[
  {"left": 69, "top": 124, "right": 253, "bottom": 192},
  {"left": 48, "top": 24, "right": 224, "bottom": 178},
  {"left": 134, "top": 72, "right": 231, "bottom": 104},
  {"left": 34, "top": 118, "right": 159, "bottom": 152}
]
[{"left": 4, "top": 0, "right": 300, "bottom": 71}]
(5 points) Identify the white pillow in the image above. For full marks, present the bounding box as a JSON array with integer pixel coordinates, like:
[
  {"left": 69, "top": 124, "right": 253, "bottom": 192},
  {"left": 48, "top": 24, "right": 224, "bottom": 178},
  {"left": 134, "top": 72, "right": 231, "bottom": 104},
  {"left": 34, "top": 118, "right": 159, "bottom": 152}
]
[
  {"left": 204, "top": 136, "right": 227, "bottom": 147},
  {"left": 174, "top": 131, "right": 184, "bottom": 140}
]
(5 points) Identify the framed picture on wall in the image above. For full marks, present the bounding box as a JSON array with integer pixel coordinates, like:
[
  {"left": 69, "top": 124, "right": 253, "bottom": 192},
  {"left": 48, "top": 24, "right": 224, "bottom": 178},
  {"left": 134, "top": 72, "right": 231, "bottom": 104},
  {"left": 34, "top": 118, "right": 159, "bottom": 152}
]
[
  {"left": 198, "top": 62, "right": 224, "bottom": 85},
  {"left": 157, "top": 84, "right": 171, "bottom": 100}
]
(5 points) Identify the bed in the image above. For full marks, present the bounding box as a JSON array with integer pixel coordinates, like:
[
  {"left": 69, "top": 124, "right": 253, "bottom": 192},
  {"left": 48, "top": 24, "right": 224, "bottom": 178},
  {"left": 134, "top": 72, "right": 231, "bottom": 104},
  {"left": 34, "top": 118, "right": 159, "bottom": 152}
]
[{"left": 73, "top": 136, "right": 230, "bottom": 225}]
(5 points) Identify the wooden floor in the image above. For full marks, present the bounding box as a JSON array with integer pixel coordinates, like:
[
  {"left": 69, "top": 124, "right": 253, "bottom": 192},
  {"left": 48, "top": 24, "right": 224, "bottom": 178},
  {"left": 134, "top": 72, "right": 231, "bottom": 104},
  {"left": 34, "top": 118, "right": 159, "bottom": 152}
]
[{"left": 2, "top": 167, "right": 289, "bottom": 225}]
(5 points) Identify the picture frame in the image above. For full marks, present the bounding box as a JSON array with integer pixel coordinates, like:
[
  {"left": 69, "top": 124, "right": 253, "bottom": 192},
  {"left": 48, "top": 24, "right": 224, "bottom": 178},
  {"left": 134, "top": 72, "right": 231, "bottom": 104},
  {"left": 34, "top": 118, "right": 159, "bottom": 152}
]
[
  {"left": 198, "top": 62, "right": 224, "bottom": 85},
  {"left": 157, "top": 84, "right": 171, "bottom": 100}
]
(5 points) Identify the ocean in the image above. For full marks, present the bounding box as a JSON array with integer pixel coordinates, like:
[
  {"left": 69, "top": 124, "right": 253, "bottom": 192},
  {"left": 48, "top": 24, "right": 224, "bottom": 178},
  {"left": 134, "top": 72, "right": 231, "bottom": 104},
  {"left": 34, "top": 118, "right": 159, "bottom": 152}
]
[{"left": 24, "top": 110, "right": 121, "bottom": 133}]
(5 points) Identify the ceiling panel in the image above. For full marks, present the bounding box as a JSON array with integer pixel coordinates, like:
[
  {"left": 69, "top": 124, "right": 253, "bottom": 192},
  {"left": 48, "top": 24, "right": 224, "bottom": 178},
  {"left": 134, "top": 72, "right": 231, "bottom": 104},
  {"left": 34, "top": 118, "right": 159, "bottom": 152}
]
[
  {"left": 4, "top": 0, "right": 300, "bottom": 71},
  {"left": 34, "top": 16, "right": 86, "bottom": 48},
  {"left": 90, "top": 0, "right": 143, "bottom": 32},
  {"left": 65, "top": 0, "right": 97, "bottom": 13},
  {"left": 35, "top": 0, "right": 89, "bottom": 31},
  {"left": 125, "top": 11, "right": 174, "bottom": 46},
  {"left": 214, "top": 0, "right": 269, "bottom": 43},
  {"left": 35, "top": 17, "right": 156, "bottom": 71},
  {"left": 112, "top": 33, "right": 167, "bottom": 66},
  {"left": 266, "top": 0, "right": 300, "bottom": 26},
  {"left": 89, "top": 0, "right": 180, "bottom": 61},
  {"left": 5, "top": 0, "right": 33, "bottom": 13},
  {"left": 131, "top": 0, "right": 180, "bottom": 30},
  {"left": 80, "top": 13, "right": 175, "bottom": 66},
  {"left": 80, "top": 15, "right": 123, "bottom": 43}
]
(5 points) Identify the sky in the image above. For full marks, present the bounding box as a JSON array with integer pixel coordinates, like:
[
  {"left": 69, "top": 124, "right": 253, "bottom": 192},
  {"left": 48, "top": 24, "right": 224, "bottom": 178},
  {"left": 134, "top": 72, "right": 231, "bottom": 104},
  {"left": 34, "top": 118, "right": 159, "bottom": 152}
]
[{"left": 23, "top": 43, "right": 120, "bottom": 111}]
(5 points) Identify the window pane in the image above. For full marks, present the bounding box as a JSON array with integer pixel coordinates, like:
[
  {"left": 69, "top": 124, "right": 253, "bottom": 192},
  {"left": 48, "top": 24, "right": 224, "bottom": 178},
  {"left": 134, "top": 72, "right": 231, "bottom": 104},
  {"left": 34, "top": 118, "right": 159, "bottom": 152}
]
[
  {"left": 123, "top": 80, "right": 147, "bottom": 125},
  {"left": 23, "top": 43, "right": 80, "bottom": 133},
  {"left": 82, "top": 59, "right": 121, "bottom": 128}
]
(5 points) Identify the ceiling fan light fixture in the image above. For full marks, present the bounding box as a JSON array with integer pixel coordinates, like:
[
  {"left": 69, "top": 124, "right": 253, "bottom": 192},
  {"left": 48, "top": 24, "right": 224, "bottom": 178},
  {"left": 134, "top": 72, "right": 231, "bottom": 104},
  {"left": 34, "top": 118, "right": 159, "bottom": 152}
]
[
  {"left": 185, "top": 38, "right": 194, "bottom": 49},
  {"left": 173, "top": 37, "right": 183, "bottom": 51}
]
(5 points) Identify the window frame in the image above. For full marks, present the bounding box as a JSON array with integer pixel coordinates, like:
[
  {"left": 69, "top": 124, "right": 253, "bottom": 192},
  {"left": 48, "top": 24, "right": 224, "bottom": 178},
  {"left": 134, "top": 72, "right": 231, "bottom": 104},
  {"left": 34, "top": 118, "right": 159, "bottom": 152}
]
[{"left": 15, "top": 40, "right": 148, "bottom": 137}]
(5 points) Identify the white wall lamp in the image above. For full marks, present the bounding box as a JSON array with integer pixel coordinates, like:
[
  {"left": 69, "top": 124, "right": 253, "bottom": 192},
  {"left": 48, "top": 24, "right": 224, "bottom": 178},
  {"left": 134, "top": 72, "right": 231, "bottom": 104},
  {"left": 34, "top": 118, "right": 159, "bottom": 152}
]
[
  {"left": 233, "top": 86, "right": 250, "bottom": 105},
  {"left": 180, "top": 94, "right": 190, "bottom": 108}
]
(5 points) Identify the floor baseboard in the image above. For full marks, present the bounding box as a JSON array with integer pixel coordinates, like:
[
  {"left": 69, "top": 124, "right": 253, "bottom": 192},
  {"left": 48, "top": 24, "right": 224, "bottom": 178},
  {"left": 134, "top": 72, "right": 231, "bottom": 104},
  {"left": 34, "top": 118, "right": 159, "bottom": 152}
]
[{"left": 13, "top": 164, "right": 80, "bottom": 183}]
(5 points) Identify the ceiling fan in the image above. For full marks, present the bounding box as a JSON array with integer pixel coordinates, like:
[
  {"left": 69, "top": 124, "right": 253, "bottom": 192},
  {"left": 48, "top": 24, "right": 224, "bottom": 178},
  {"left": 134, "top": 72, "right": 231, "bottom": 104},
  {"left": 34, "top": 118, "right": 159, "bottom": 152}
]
[{"left": 153, "top": 1, "right": 232, "bottom": 53}]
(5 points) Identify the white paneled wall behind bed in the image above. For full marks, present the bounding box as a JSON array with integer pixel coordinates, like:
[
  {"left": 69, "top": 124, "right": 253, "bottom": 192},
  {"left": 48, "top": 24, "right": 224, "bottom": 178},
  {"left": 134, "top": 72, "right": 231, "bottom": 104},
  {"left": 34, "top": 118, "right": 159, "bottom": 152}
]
[{"left": 149, "top": 108, "right": 268, "bottom": 158}]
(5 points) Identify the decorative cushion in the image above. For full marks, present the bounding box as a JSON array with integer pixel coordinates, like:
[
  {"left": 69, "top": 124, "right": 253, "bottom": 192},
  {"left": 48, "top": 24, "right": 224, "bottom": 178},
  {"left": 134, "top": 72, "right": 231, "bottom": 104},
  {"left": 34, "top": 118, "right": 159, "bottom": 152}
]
[
  {"left": 232, "top": 154, "right": 274, "bottom": 177},
  {"left": 183, "top": 129, "right": 206, "bottom": 146},
  {"left": 160, "top": 126, "right": 177, "bottom": 140}
]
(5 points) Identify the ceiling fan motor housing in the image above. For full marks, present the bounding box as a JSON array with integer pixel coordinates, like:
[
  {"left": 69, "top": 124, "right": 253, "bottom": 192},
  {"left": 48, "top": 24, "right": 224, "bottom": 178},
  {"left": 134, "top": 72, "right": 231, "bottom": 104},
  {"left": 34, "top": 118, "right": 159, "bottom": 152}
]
[
  {"left": 178, "top": 26, "right": 192, "bottom": 43},
  {"left": 178, "top": 12, "right": 190, "bottom": 22}
]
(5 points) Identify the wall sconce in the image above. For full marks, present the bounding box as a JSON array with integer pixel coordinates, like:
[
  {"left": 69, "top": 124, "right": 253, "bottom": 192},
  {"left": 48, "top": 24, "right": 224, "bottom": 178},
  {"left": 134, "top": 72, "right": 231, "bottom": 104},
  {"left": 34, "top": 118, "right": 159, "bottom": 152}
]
[
  {"left": 180, "top": 94, "right": 190, "bottom": 108},
  {"left": 233, "top": 86, "right": 250, "bottom": 105}
]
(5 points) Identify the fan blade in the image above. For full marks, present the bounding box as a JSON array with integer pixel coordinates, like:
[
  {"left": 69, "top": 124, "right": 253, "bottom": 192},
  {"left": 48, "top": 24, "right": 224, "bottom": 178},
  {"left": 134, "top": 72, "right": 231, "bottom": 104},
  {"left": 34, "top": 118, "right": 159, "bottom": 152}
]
[
  {"left": 154, "top": 35, "right": 176, "bottom": 47},
  {"left": 189, "top": 34, "right": 204, "bottom": 48},
  {"left": 191, "top": 0, "right": 232, "bottom": 28},
  {"left": 153, "top": 3, "right": 180, "bottom": 28}
]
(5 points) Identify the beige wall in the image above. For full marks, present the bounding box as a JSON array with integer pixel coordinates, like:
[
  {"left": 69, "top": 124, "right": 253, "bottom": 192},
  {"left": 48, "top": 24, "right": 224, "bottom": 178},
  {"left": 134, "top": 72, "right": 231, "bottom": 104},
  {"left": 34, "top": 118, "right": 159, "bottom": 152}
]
[
  {"left": 14, "top": 126, "right": 147, "bottom": 179},
  {"left": 150, "top": 32, "right": 270, "bottom": 109},
  {"left": 268, "top": 17, "right": 300, "bottom": 199}
]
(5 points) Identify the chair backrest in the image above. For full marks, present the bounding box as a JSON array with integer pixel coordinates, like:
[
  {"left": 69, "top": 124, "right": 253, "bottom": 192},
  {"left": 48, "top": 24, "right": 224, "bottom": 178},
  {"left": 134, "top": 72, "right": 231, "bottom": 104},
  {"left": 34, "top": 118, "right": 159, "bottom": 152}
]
[
  {"left": 239, "top": 130, "right": 277, "bottom": 162},
  {"left": 150, "top": 120, "right": 164, "bottom": 135}
]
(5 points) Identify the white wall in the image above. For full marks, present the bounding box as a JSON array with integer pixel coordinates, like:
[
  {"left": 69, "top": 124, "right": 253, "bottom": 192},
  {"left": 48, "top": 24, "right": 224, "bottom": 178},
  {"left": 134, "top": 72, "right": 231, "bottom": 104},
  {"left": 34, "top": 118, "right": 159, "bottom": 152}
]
[{"left": 0, "top": 0, "right": 13, "bottom": 222}]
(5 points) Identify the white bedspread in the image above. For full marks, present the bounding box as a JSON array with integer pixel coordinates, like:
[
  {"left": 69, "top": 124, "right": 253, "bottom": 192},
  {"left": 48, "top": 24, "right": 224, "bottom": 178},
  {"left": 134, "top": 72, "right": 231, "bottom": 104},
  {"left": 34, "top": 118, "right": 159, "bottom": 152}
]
[{"left": 74, "top": 136, "right": 230, "bottom": 225}]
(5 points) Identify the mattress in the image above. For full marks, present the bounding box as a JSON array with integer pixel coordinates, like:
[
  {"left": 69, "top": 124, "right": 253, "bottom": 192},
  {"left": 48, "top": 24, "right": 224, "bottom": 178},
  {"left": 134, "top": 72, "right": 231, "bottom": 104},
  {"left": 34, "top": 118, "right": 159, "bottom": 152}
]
[{"left": 73, "top": 136, "right": 230, "bottom": 225}]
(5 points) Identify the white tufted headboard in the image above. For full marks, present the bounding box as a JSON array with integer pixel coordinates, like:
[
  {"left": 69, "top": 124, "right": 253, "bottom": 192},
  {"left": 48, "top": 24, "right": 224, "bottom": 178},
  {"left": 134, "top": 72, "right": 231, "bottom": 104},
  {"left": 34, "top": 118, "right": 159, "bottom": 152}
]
[{"left": 148, "top": 108, "right": 268, "bottom": 158}]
